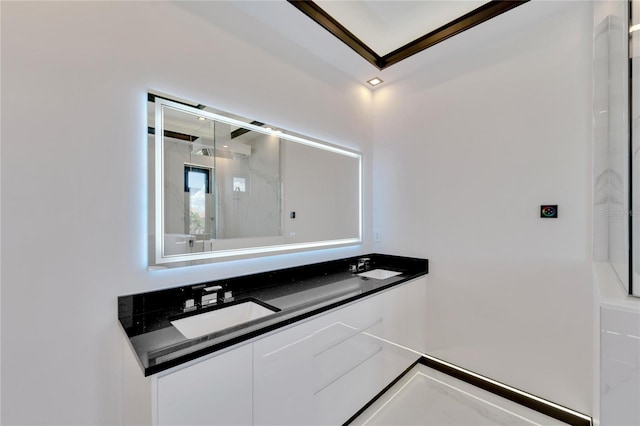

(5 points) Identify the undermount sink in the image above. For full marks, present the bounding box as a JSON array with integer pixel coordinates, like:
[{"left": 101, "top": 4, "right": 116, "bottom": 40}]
[
  {"left": 171, "top": 301, "right": 277, "bottom": 339},
  {"left": 357, "top": 269, "right": 402, "bottom": 280}
]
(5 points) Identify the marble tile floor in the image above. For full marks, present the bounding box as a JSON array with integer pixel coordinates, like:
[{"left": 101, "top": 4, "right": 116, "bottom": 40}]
[{"left": 350, "top": 364, "right": 569, "bottom": 426}]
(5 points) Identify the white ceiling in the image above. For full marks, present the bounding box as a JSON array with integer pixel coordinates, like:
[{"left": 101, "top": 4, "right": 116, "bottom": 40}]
[
  {"left": 315, "top": 0, "right": 490, "bottom": 56},
  {"left": 179, "top": 1, "right": 577, "bottom": 90}
]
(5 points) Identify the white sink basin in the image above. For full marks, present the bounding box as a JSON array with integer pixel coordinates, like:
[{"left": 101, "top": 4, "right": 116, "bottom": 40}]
[
  {"left": 171, "top": 301, "right": 276, "bottom": 339},
  {"left": 357, "top": 269, "right": 402, "bottom": 280}
]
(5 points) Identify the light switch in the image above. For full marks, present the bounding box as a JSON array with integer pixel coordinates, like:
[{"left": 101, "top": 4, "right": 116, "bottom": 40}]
[{"left": 540, "top": 205, "right": 558, "bottom": 218}]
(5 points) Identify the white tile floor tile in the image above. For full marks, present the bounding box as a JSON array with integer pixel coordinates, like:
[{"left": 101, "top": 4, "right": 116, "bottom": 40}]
[{"left": 350, "top": 364, "right": 569, "bottom": 426}]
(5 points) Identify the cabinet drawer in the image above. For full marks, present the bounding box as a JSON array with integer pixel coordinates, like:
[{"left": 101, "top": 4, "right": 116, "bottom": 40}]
[
  {"left": 254, "top": 277, "right": 427, "bottom": 426},
  {"left": 314, "top": 347, "right": 384, "bottom": 426},
  {"left": 313, "top": 318, "right": 383, "bottom": 394},
  {"left": 310, "top": 294, "right": 386, "bottom": 425}
]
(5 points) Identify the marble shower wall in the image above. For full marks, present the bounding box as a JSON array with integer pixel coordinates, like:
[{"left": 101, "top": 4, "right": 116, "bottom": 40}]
[
  {"left": 592, "top": 1, "right": 629, "bottom": 289},
  {"left": 216, "top": 131, "right": 282, "bottom": 239}
]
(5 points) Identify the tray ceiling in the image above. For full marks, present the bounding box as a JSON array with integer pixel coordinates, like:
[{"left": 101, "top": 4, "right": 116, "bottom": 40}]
[
  {"left": 288, "top": 0, "right": 529, "bottom": 70},
  {"left": 315, "top": 0, "right": 491, "bottom": 57}
]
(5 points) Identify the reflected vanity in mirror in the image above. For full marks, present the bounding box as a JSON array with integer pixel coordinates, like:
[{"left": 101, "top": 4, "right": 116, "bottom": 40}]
[{"left": 148, "top": 93, "right": 362, "bottom": 268}]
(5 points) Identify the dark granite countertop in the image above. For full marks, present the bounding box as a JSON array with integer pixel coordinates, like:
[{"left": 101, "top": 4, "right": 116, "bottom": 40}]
[{"left": 118, "top": 253, "right": 428, "bottom": 376}]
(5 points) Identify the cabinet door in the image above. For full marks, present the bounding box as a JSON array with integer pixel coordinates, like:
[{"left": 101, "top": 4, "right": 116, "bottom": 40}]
[
  {"left": 157, "top": 344, "right": 252, "bottom": 426},
  {"left": 380, "top": 276, "right": 428, "bottom": 350},
  {"left": 401, "top": 276, "right": 428, "bottom": 353},
  {"left": 253, "top": 319, "right": 316, "bottom": 425},
  {"left": 378, "top": 276, "right": 428, "bottom": 385}
]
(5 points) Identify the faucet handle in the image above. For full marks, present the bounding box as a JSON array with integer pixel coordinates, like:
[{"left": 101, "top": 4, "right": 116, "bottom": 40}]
[
  {"left": 356, "top": 257, "right": 371, "bottom": 272},
  {"left": 184, "top": 298, "right": 196, "bottom": 312}
]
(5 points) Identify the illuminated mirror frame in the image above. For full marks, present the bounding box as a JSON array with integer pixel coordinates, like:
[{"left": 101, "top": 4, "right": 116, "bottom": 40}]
[{"left": 152, "top": 97, "right": 362, "bottom": 266}]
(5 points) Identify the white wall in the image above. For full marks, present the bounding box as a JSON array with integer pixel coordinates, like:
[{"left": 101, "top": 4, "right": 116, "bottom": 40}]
[
  {"left": 0, "top": 2, "right": 372, "bottom": 425},
  {"left": 372, "top": 0, "right": 594, "bottom": 415}
]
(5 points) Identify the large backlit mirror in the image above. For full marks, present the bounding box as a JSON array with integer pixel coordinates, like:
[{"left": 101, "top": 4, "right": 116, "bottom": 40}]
[{"left": 148, "top": 93, "right": 362, "bottom": 268}]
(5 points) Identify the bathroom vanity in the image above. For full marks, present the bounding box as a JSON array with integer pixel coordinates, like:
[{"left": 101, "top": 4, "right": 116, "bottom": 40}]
[{"left": 119, "top": 254, "right": 428, "bottom": 425}]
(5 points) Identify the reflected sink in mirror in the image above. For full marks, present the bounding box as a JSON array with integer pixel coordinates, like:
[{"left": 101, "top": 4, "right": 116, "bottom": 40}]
[
  {"left": 357, "top": 269, "right": 402, "bottom": 280},
  {"left": 171, "top": 301, "right": 277, "bottom": 339}
]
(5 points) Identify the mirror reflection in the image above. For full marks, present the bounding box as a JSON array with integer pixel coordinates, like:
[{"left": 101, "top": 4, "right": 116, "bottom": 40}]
[{"left": 148, "top": 94, "right": 361, "bottom": 267}]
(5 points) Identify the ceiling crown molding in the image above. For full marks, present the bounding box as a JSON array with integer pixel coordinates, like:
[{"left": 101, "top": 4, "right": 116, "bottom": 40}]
[{"left": 288, "top": 0, "right": 530, "bottom": 70}]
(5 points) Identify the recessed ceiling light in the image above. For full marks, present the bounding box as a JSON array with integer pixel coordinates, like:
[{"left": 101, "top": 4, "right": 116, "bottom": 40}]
[
  {"left": 197, "top": 116, "right": 206, "bottom": 121},
  {"left": 367, "top": 77, "right": 383, "bottom": 86},
  {"left": 223, "top": 145, "right": 229, "bottom": 148}
]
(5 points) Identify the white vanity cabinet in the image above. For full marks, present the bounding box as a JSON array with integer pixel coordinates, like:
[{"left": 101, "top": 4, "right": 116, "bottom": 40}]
[
  {"left": 123, "top": 276, "right": 427, "bottom": 426},
  {"left": 253, "top": 276, "right": 427, "bottom": 426}
]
